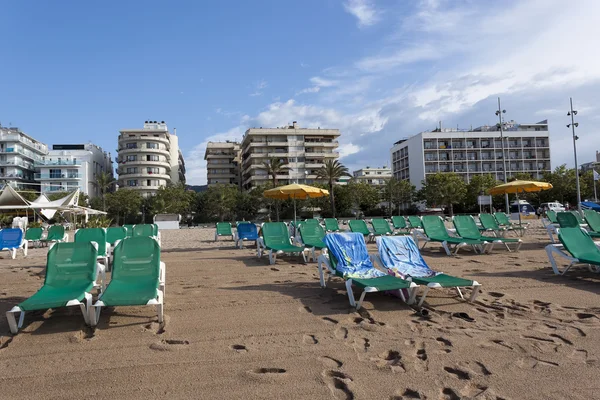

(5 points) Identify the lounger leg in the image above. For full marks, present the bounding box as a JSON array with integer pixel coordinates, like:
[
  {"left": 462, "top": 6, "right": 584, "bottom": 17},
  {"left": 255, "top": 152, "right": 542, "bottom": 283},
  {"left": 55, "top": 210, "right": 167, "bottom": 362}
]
[
  {"left": 22, "top": 241, "right": 28, "bottom": 257},
  {"left": 504, "top": 242, "right": 511, "bottom": 252},
  {"left": 157, "top": 290, "right": 164, "bottom": 324},
  {"left": 269, "top": 250, "right": 275, "bottom": 265},
  {"left": 547, "top": 226, "right": 556, "bottom": 243},
  {"left": 345, "top": 279, "right": 357, "bottom": 308},
  {"left": 317, "top": 257, "right": 326, "bottom": 288},
  {"left": 356, "top": 290, "right": 367, "bottom": 309},
  {"left": 11, "top": 248, "right": 16, "bottom": 259},
  {"left": 417, "top": 287, "right": 431, "bottom": 307},
  {"left": 470, "top": 284, "right": 481, "bottom": 302},
  {"left": 442, "top": 241, "right": 451, "bottom": 256},
  {"left": 456, "top": 287, "right": 464, "bottom": 300},
  {"left": 407, "top": 286, "right": 418, "bottom": 305},
  {"left": 80, "top": 293, "right": 92, "bottom": 325},
  {"left": 6, "top": 307, "right": 23, "bottom": 334}
]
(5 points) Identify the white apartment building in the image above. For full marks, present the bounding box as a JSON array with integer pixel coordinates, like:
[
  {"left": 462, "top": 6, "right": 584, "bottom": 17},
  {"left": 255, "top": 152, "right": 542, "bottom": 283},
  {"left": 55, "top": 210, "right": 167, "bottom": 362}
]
[
  {"left": 0, "top": 125, "right": 48, "bottom": 189},
  {"left": 204, "top": 141, "right": 241, "bottom": 187},
  {"left": 581, "top": 150, "right": 600, "bottom": 172},
  {"left": 352, "top": 166, "right": 392, "bottom": 186},
  {"left": 35, "top": 144, "right": 114, "bottom": 198},
  {"left": 117, "top": 121, "right": 185, "bottom": 197},
  {"left": 240, "top": 121, "right": 340, "bottom": 190},
  {"left": 391, "top": 120, "right": 551, "bottom": 189}
]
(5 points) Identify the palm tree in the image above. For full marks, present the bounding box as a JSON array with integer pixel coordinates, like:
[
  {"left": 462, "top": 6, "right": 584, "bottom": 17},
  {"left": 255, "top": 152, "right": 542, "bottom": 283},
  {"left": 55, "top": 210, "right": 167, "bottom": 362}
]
[
  {"left": 95, "top": 171, "right": 116, "bottom": 211},
  {"left": 262, "top": 157, "right": 289, "bottom": 187},
  {"left": 316, "top": 160, "right": 350, "bottom": 217},
  {"left": 262, "top": 158, "right": 289, "bottom": 220}
]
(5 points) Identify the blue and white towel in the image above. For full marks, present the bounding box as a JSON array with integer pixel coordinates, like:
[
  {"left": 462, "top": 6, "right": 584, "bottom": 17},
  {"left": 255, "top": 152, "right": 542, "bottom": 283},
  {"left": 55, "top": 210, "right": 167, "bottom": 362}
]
[
  {"left": 324, "top": 232, "right": 385, "bottom": 280},
  {"left": 376, "top": 236, "right": 437, "bottom": 279}
]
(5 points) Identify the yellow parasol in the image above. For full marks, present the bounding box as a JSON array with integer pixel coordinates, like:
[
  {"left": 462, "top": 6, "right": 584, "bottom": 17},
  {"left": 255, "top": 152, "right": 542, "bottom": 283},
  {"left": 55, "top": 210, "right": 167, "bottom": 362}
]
[
  {"left": 488, "top": 180, "right": 553, "bottom": 224},
  {"left": 263, "top": 184, "right": 329, "bottom": 224},
  {"left": 488, "top": 180, "right": 553, "bottom": 195}
]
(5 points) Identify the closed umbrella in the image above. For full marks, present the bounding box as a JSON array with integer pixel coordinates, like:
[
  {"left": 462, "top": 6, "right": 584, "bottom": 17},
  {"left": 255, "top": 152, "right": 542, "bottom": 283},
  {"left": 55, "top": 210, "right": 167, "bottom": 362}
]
[{"left": 263, "top": 184, "right": 329, "bottom": 226}]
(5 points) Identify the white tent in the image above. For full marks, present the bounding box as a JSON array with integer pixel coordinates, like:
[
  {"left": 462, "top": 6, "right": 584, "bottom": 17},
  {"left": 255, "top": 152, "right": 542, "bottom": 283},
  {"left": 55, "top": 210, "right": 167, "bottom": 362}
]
[{"left": 0, "top": 185, "right": 30, "bottom": 209}]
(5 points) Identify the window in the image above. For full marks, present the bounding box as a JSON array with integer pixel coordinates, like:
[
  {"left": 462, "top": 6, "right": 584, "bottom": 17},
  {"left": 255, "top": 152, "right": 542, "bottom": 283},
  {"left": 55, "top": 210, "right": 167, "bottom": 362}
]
[
  {"left": 49, "top": 169, "right": 62, "bottom": 179},
  {"left": 126, "top": 143, "right": 137, "bottom": 149},
  {"left": 146, "top": 142, "right": 158, "bottom": 149},
  {"left": 147, "top": 167, "right": 159, "bottom": 174},
  {"left": 147, "top": 155, "right": 159, "bottom": 161},
  {"left": 127, "top": 180, "right": 138, "bottom": 187},
  {"left": 126, "top": 167, "right": 138, "bottom": 174},
  {"left": 126, "top": 155, "right": 137, "bottom": 162}
]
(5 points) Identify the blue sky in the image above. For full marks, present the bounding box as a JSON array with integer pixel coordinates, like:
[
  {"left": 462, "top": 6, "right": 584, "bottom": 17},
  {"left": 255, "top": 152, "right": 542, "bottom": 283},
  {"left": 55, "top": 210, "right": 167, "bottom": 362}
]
[{"left": 2, "top": 0, "right": 599, "bottom": 184}]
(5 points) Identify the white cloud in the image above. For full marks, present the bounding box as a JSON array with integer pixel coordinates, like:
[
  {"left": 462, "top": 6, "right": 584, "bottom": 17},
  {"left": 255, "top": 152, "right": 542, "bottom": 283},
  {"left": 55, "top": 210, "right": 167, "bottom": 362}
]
[
  {"left": 338, "top": 143, "right": 360, "bottom": 158},
  {"left": 343, "top": 0, "right": 380, "bottom": 28},
  {"left": 249, "top": 79, "right": 268, "bottom": 97},
  {"left": 296, "top": 86, "right": 321, "bottom": 95}
]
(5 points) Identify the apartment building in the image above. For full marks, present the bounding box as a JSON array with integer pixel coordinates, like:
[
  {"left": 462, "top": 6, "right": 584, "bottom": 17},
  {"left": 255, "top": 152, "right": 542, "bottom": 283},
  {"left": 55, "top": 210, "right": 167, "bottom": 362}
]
[
  {"left": 240, "top": 122, "right": 340, "bottom": 190},
  {"left": 352, "top": 166, "right": 392, "bottom": 186},
  {"left": 390, "top": 120, "right": 551, "bottom": 189},
  {"left": 204, "top": 141, "right": 241, "bottom": 187},
  {"left": 116, "top": 121, "right": 186, "bottom": 197},
  {"left": 581, "top": 150, "right": 600, "bottom": 172},
  {"left": 35, "top": 144, "right": 114, "bottom": 198},
  {"left": 0, "top": 125, "right": 48, "bottom": 189}
]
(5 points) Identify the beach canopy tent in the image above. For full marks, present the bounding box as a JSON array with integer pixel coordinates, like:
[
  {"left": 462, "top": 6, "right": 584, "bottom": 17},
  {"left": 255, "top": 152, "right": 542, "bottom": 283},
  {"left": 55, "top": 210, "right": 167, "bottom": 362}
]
[{"left": 0, "top": 186, "right": 106, "bottom": 220}]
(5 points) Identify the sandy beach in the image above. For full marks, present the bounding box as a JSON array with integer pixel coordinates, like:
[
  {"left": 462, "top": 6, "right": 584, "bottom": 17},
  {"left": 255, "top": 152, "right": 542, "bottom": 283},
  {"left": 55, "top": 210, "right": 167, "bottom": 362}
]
[{"left": 1, "top": 221, "right": 599, "bottom": 400}]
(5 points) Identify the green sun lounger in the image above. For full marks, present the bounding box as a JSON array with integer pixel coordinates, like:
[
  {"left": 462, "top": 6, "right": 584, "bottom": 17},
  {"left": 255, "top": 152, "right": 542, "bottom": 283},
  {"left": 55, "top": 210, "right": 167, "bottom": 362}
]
[
  {"left": 215, "top": 222, "right": 234, "bottom": 241},
  {"left": 546, "top": 227, "right": 600, "bottom": 275},
  {"left": 133, "top": 224, "right": 161, "bottom": 246},
  {"left": 317, "top": 232, "right": 418, "bottom": 309},
  {"left": 493, "top": 212, "right": 526, "bottom": 236},
  {"left": 91, "top": 236, "right": 165, "bottom": 326},
  {"left": 375, "top": 236, "right": 481, "bottom": 306},
  {"left": 371, "top": 218, "right": 406, "bottom": 236},
  {"left": 75, "top": 228, "right": 110, "bottom": 267},
  {"left": 349, "top": 219, "right": 375, "bottom": 242},
  {"left": 407, "top": 216, "right": 423, "bottom": 230},
  {"left": 6, "top": 242, "right": 103, "bottom": 334},
  {"left": 479, "top": 213, "right": 509, "bottom": 237},
  {"left": 45, "top": 225, "right": 68, "bottom": 244},
  {"left": 391, "top": 216, "right": 410, "bottom": 233},
  {"left": 257, "top": 222, "right": 307, "bottom": 264},
  {"left": 420, "top": 215, "right": 489, "bottom": 255},
  {"left": 106, "top": 226, "right": 127, "bottom": 246},
  {"left": 584, "top": 210, "right": 600, "bottom": 236},
  {"left": 123, "top": 224, "right": 134, "bottom": 238},
  {"left": 324, "top": 218, "right": 341, "bottom": 232},
  {"left": 298, "top": 223, "right": 327, "bottom": 262},
  {"left": 453, "top": 215, "right": 522, "bottom": 252},
  {"left": 25, "top": 227, "right": 44, "bottom": 248}
]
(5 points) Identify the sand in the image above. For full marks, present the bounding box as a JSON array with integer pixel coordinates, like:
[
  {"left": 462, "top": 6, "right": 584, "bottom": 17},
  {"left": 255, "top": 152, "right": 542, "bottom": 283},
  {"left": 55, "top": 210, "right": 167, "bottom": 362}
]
[{"left": 1, "top": 220, "right": 599, "bottom": 400}]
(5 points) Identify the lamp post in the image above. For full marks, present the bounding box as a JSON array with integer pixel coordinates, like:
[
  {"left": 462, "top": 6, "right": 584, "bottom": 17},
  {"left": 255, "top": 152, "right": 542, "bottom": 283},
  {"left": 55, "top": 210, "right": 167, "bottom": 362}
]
[
  {"left": 495, "top": 97, "right": 510, "bottom": 213},
  {"left": 567, "top": 97, "right": 582, "bottom": 213}
]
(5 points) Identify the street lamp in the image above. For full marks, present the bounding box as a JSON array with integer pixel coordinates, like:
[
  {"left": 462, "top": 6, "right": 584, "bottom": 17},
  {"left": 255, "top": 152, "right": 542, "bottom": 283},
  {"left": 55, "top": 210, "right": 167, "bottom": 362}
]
[
  {"left": 567, "top": 97, "right": 582, "bottom": 213},
  {"left": 495, "top": 97, "right": 510, "bottom": 213}
]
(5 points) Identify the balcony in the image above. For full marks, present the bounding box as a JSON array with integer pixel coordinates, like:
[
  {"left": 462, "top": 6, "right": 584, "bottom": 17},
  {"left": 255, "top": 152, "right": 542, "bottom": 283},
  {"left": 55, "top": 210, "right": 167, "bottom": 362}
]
[
  {"left": 117, "top": 171, "right": 170, "bottom": 180},
  {"left": 117, "top": 159, "right": 171, "bottom": 168},
  {"left": 0, "top": 173, "right": 25, "bottom": 180},
  {"left": 119, "top": 136, "right": 170, "bottom": 147},
  {"left": 35, "top": 173, "right": 81, "bottom": 180},
  {"left": 35, "top": 160, "right": 81, "bottom": 167},
  {"left": 118, "top": 146, "right": 170, "bottom": 157},
  {"left": 305, "top": 152, "right": 339, "bottom": 158},
  {"left": 42, "top": 185, "right": 82, "bottom": 193},
  {"left": 0, "top": 134, "right": 48, "bottom": 153}
]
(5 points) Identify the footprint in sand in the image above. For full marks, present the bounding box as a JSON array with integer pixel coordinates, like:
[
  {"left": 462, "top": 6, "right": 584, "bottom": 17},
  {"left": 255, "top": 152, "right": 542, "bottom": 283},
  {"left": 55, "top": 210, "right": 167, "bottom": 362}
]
[
  {"left": 488, "top": 292, "right": 505, "bottom": 298},
  {"left": 299, "top": 306, "right": 313, "bottom": 313},
  {"left": 390, "top": 388, "right": 424, "bottom": 399},
  {"left": 149, "top": 339, "right": 190, "bottom": 351},
  {"left": 321, "top": 370, "right": 354, "bottom": 400},
  {"left": 353, "top": 338, "right": 370, "bottom": 353},
  {"left": 322, "top": 317, "right": 339, "bottom": 325},
  {"left": 270, "top": 267, "right": 280, "bottom": 271},
  {"left": 371, "top": 350, "right": 405, "bottom": 373},
  {"left": 435, "top": 337, "right": 453, "bottom": 354},
  {"left": 319, "top": 356, "right": 343, "bottom": 368},
  {"left": 440, "top": 388, "right": 461, "bottom": 400},
  {"left": 251, "top": 367, "right": 287, "bottom": 374},
  {"left": 230, "top": 344, "right": 248, "bottom": 352},
  {"left": 334, "top": 327, "right": 348, "bottom": 340},
  {"left": 460, "top": 383, "right": 489, "bottom": 398},
  {"left": 443, "top": 366, "right": 471, "bottom": 380},
  {"left": 303, "top": 334, "right": 319, "bottom": 344}
]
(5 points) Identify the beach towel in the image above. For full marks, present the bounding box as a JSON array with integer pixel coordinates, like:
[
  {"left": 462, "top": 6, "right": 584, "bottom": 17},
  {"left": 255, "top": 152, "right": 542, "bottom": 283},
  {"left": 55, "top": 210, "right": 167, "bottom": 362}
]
[
  {"left": 376, "top": 236, "right": 438, "bottom": 279},
  {"left": 323, "top": 232, "right": 385, "bottom": 280}
]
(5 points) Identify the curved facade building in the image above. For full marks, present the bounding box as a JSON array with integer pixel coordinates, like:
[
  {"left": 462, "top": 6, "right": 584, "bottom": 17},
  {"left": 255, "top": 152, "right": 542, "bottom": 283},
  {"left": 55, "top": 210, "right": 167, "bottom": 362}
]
[{"left": 117, "top": 121, "right": 185, "bottom": 197}]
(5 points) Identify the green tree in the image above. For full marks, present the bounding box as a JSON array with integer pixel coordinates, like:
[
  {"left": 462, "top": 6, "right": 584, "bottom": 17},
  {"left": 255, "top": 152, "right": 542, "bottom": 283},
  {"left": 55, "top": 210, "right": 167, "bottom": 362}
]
[
  {"left": 94, "top": 171, "right": 116, "bottom": 211},
  {"left": 201, "top": 184, "right": 239, "bottom": 221},
  {"left": 19, "top": 190, "right": 39, "bottom": 202},
  {"left": 315, "top": 160, "right": 350, "bottom": 217},
  {"left": 465, "top": 174, "right": 500, "bottom": 210},
  {"left": 347, "top": 181, "right": 380, "bottom": 216},
  {"left": 105, "top": 189, "right": 143, "bottom": 225},
  {"left": 419, "top": 173, "right": 467, "bottom": 216},
  {"left": 383, "top": 178, "right": 416, "bottom": 216},
  {"left": 540, "top": 165, "right": 588, "bottom": 206},
  {"left": 149, "top": 183, "right": 196, "bottom": 215},
  {"left": 261, "top": 158, "right": 289, "bottom": 220}
]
